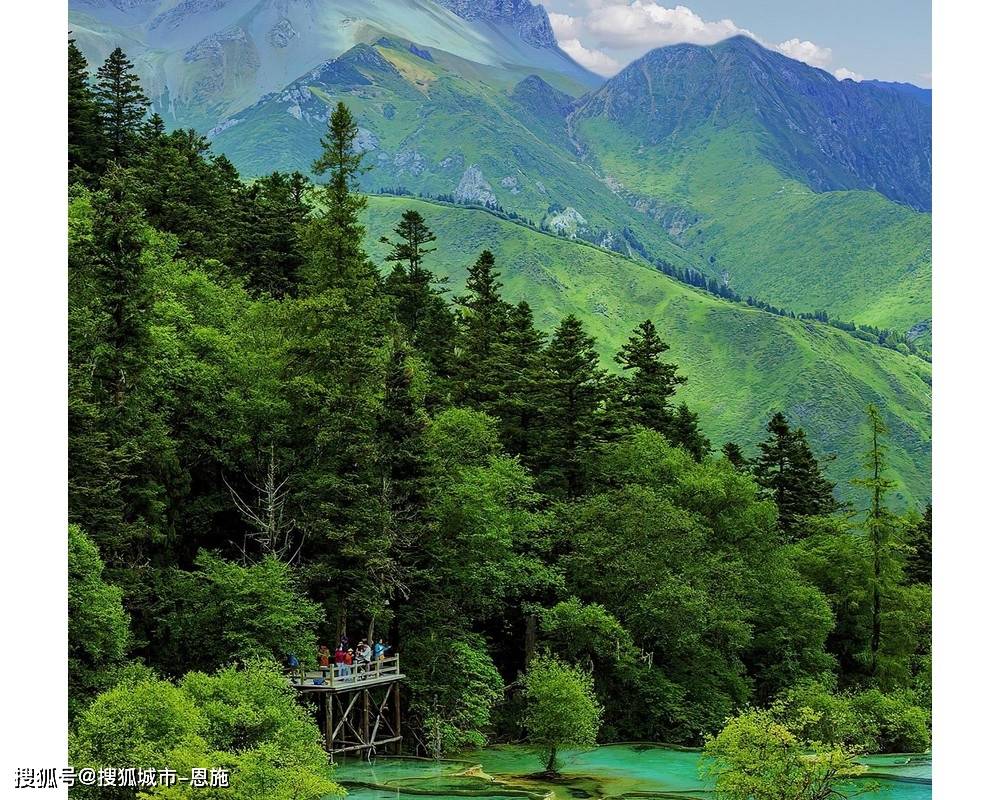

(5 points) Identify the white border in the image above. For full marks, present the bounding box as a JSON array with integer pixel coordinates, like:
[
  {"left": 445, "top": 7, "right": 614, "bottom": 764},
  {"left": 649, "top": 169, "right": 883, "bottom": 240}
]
[{"left": 2, "top": 2, "right": 998, "bottom": 798}]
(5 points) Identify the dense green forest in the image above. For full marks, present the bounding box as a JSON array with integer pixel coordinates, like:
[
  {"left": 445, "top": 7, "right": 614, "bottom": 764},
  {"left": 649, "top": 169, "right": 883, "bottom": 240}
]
[{"left": 68, "top": 43, "right": 931, "bottom": 798}]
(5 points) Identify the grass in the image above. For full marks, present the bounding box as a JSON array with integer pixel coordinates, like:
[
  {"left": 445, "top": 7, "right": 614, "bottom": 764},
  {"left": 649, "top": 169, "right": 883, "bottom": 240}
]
[
  {"left": 574, "top": 120, "right": 931, "bottom": 339},
  {"left": 362, "top": 196, "right": 931, "bottom": 509}
]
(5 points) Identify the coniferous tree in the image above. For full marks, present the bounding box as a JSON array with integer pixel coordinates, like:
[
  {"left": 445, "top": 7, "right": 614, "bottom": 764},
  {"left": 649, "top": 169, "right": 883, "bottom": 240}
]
[
  {"left": 905, "top": 504, "right": 932, "bottom": 585},
  {"left": 302, "top": 101, "right": 377, "bottom": 297},
  {"left": 664, "top": 403, "right": 711, "bottom": 461},
  {"left": 853, "top": 403, "right": 897, "bottom": 677},
  {"left": 381, "top": 210, "right": 456, "bottom": 388},
  {"left": 131, "top": 127, "right": 240, "bottom": 261},
  {"left": 68, "top": 40, "right": 106, "bottom": 180},
  {"left": 454, "top": 250, "right": 511, "bottom": 408},
  {"left": 288, "top": 103, "right": 387, "bottom": 624},
  {"left": 754, "top": 412, "right": 837, "bottom": 533},
  {"left": 95, "top": 47, "right": 149, "bottom": 165},
  {"left": 234, "top": 171, "right": 312, "bottom": 297},
  {"left": 614, "top": 319, "right": 685, "bottom": 434},
  {"left": 723, "top": 442, "right": 748, "bottom": 471},
  {"left": 536, "top": 315, "right": 611, "bottom": 497},
  {"left": 494, "top": 301, "right": 546, "bottom": 459}
]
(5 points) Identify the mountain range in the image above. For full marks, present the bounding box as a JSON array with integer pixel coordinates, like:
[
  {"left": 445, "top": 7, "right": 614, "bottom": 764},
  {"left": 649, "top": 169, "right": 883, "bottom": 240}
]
[{"left": 68, "top": 0, "right": 932, "bottom": 505}]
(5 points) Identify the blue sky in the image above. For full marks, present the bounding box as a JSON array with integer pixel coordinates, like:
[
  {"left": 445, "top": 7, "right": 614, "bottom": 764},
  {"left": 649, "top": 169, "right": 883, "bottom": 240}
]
[{"left": 540, "top": 1, "right": 931, "bottom": 86}]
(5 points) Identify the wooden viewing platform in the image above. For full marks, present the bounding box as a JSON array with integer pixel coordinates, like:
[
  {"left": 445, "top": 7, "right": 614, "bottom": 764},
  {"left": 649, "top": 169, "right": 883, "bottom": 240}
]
[{"left": 290, "top": 655, "right": 405, "bottom": 757}]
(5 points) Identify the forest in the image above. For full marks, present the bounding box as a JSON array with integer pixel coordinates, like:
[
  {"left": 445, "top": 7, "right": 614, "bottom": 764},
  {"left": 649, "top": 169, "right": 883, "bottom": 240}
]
[{"left": 67, "top": 43, "right": 932, "bottom": 799}]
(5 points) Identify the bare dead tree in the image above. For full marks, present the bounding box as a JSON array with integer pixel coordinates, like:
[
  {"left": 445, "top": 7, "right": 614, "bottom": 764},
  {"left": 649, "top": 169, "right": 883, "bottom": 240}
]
[{"left": 224, "top": 445, "right": 303, "bottom": 564}]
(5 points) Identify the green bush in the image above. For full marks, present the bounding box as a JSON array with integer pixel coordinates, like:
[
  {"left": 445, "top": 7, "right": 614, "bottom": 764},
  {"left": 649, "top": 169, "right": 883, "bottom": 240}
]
[{"left": 70, "top": 661, "right": 340, "bottom": 800}]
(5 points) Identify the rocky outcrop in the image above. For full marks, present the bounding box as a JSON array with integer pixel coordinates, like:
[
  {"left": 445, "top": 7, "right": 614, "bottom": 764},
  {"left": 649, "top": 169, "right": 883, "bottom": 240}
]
[
  {"left": 267, "top": 18, "right": 298, "bottom": 49},
  {"left": 455, "top": 166, "right": 498, "bottom": 207},
  {"left": 436, "top": 0, "right": 557, "bottom": 49}
]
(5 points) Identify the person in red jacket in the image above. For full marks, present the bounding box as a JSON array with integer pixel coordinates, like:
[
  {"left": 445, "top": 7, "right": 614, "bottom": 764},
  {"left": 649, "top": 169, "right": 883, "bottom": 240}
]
[{"left": 334, "top": 645, "right": 347, "bottom": 680}]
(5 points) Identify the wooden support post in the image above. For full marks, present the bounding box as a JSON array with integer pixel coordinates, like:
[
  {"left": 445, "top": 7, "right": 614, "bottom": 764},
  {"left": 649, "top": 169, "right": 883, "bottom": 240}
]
[
  {"left": 361, "top": 689, "right": 370, "bottom": 758},
  {"left": 394, "top": 682, "right": 402, "bottom": 755},
  {"left": 324, "top": 693, "right": 333, "bottom": 753}
]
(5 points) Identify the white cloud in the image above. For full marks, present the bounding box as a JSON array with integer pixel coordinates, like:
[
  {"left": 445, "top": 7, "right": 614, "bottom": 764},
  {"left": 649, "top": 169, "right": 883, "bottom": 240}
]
[
  {"left": 834, "top": 67, "right": 864, "bottom": 81},
  {"left": 548, "top": 11, "right": 580, "bottom": 41},
  {"left": 544, "top": 3, "right": 865, "bottom": 81},
  {"left": 777, "top": 38, "right": 833, "bottom": 68},
  {"left": 582, "top": 2, "right": 753, "bottom": 49},
  {"left": 559, "top": 37, "right": 623, "bottom": 75}
]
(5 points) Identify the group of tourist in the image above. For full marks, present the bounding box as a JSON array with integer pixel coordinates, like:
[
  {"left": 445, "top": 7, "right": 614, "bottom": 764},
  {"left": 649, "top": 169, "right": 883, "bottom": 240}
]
[{"left": 317, "top": 637, "right": 392, "bottom": 681}]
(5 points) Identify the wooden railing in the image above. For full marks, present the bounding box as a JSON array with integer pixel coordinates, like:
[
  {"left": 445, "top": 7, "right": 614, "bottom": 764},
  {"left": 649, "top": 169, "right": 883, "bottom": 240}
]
[{"left": 291, "top": 654, "right": 402, "bottom": 688}]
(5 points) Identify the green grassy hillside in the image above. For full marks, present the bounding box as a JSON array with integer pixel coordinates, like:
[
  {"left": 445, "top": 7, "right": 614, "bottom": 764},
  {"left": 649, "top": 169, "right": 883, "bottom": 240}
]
[
  {"left": 572, "top": 120, "right": 931, "bottom": 341},
  {"left": 363, "top": 196, "right": 931, "bottom": 508}
]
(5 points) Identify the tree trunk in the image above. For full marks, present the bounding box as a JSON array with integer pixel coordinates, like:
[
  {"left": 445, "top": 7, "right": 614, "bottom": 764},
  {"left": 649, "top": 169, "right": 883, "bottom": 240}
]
[{"left": 545, "top": 746, "right": 558, "bottom": 776}]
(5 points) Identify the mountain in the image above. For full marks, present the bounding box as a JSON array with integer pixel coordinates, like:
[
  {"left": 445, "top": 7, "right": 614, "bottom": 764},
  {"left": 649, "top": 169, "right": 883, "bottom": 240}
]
[
  {"left": 568, "top": 37, "right": 931, "bottom": 338},
  {"left": 361, "top": 196, "right": 931, "bottom": 508},
  {"left": 68, "top": 0, "right": 598, "bottom": 130},
  {"left": 574, "top": 36, "right": 930, "bottom": 211}
]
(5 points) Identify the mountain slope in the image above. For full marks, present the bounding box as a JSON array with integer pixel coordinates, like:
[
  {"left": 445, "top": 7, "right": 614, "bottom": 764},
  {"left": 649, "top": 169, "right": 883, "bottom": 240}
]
[
  {"left": 362, "top": 196, "right": 931, "bottom": 507},
  {"left": 68, "top": 0, "right": 599, "bottom": 130},
  {"left": 208, "top": 40, "right": 709, "bottom": 273},
  {"left": 569, "top": 37, "right": 931, "bottom": 337},
  {"left": 574, "top": 36, "right": 930, "bottom": 211}
]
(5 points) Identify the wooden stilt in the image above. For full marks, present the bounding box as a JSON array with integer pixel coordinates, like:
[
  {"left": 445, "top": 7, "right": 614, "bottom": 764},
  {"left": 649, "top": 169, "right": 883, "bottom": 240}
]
[
  {"left": 394, "top": 682, "right": 402, "bottom": 755},
  {"left": 324, "top": 693, "right": 333, "bottom": 753},
  {"left": 361, "top": 689, "right": 370, "bottom": 757}
]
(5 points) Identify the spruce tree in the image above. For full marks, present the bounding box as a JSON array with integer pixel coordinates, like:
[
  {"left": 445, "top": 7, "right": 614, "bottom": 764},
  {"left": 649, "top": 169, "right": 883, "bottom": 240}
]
[
  {"left": 754, "top": 412, "right": 837, "bottom": 533},
  {"left": 905, "top": 504, "right": 932, "bottom": 585},
  {"left": 95, "top": 47, "right": 149, "bottom": 165},
  {"left": 234, "top": 171, "right": 311, "bottom": 297},
  {"left": 494, "top": 301, "right": 546, "bottom": 459},
  {"left": 853, "top": 403, "right": 897, "bottom": 678},
  {"left": 723, "top": 442, "right": 748, "bottom": 471},
  {"left": 614, "top": 319, "right": 685, "bottom": 434},
  {"left": 381, "top": 210, "right": 456, "bottom": 388},
  {"left": 664, "top": 403, "right": 711, "bottom": 461},
  {"left": 68, "top": 40, "right": 106, "bottom": 180},
  {"left": 454, "top": 250, "right": 511, "bottom": 408},
  {"left": 302, "top": 101, "right": 377, "bottom": 297},
  {"left": 536, "top": 315, "right": 610, "bottom": 497}
]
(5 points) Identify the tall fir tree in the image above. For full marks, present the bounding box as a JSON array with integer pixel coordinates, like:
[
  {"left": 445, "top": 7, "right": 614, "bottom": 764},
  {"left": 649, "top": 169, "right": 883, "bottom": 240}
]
[
  {"left": 233, "top": 171, "right": 312, "bottom": 298},
  {"left": 302, "top": 101, "right": 377, "bottom": 298},
  {"left": 722, "top": 442, "right": 748, "bottom": 471},
  {"left": 905, "top": 504, "right": 932, "bottom": 585},
  {"left": 754, "top": 412, "right": 837, "bottom": 534},
  {"left": 381, "top": 210, "right": 456, "bottom": 390},
  {"left": 614, "top": 319, "right": 686, "bottom": 434},
  {"left": 94, "top": 47, "right": 149, "bottom": 166},
  {"left": 68, "top": 40, "right": 106, "bottom": 181},
  {"left": 536, "top": 315, "right": 611, "bottom": 497},
  {"left": 494, "top": 301, "right": 546, "bottom": 459},
  {"left": 287, "top": 103, "right": 388, "bottom": 624},
  {"left": 853, "top": 403, "right": 898, "bottom": 678},
  {"left": 664, "top": 403, "right": 711, "bottom": 460},
  {"left": 454, "top": 250, "right": 511, "bottom": 408}
]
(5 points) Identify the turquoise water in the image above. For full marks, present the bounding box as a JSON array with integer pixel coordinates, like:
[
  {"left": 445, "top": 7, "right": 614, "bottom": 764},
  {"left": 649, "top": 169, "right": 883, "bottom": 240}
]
[{"left": 331, "top": 744, "right": 930, "bottom": 800}]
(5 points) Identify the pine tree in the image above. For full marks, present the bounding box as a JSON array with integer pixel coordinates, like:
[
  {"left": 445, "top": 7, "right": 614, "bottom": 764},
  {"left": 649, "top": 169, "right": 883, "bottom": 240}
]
[
  {"left": 853, "top": 403, "right": 898, "bottom": 677},
  {"left": 614, "top": 319, "right": 686, "bottom": 434},
  {"left": 905, "top": 504, "right": 932, "bottom": 585},
  {"left": 454, "top": 250, "right": 511, "bottom": 408},
  {"left": 664, "top": 403, "right": 711, "bottom": 461},
  {"left": 754, "top": 412, "right": 837, "bottom": 533},
  {"left": 494, "top": 301, "right": 546, "bottom": 459},
  {"left": 94, "top": 47, "right": 149, "bottom": 165},
  {"left": 302, "top": 102, "right": 377, "bottom": 297},
  {"left": 233, "top": 171, "right": 311, "bottom": 297},
  {"left": 723, "top": 441, "right": 748, "bottom": 471},
  {"left": 536, "top": 315, "right": 610, "bottom": 497},
  {"left": 381, "top": 210, "right": 456, "bottom": 388},
  {"left": 68, "top": 40, "right": 106, "bottom": 180}
]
